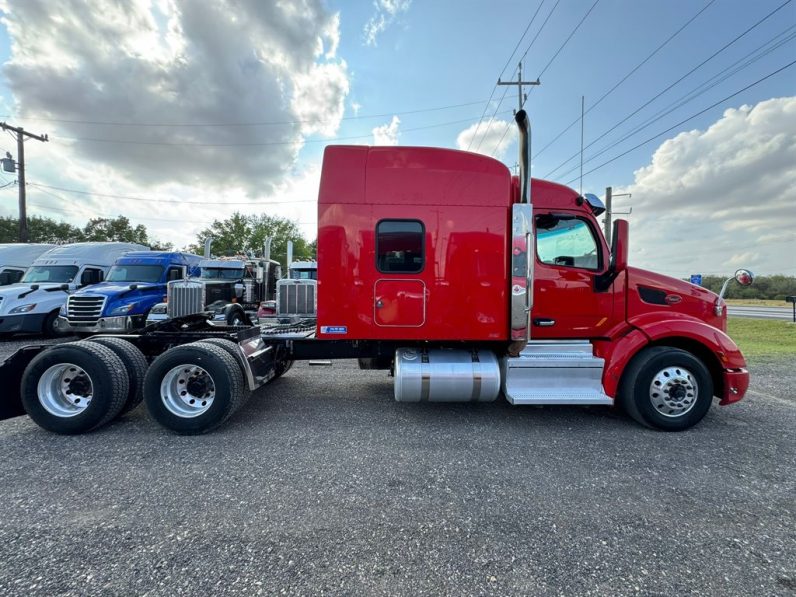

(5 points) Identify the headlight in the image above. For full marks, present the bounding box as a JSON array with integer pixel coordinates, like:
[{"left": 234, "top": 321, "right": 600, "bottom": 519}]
[
  {"left": 10, "top": 303, "right": 37, "bottom": 314},
  {"left": 59, "top": 305, "right": 67, "bottom": 316},
  {"left": 110, "top": 304, "right": 135, "bottom": 315},
  {"left": 150, "top": 303, "right": 167, "bottom": 314}
]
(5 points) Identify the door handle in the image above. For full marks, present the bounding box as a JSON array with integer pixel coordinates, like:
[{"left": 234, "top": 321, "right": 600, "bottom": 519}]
[{"left": 533, "top": 318, "right": 556, "bottom": 327}]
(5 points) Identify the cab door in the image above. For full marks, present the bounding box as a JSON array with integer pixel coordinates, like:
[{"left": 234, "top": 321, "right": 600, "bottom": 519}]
[
  {"left": 532, "top": 212, "right": 615, "bottom": 339},
  {"left": 373, "top": 219, "right": 426, "bottom": 328}
]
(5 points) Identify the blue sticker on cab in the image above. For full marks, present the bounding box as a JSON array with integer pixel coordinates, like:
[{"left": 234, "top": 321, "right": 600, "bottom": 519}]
[{"left": 321, "top": 326, "right": 348, "bottom": 334}]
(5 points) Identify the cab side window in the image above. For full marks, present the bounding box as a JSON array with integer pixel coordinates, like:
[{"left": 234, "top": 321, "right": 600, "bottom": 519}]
[
  {"left": 376, "top": 220, "right": 425, "bottom": 274},
  {"left": 536, "top": 215, "right": 601, "bottom": 270}
]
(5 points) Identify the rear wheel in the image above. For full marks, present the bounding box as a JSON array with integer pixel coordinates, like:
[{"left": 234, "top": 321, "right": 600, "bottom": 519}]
[
  {"left": 190, "top": 338, "right": 252, "bottom": 402},
  {"left": 619, "top": 346, "right": 713, "bottom": 431},
  {"left": 89, "top": 337, "right": 149, "bottom": 415},
  {"left": 144, "top": 343, "right": 246, "bottom": 434},
  {"left": 21, "top": 341, "right": 129, "bottom": 434}
]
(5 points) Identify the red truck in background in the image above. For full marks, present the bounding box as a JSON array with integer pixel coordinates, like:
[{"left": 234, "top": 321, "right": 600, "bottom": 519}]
[{"left": 0, "top": 111, "right": 753, "bottom": 435}]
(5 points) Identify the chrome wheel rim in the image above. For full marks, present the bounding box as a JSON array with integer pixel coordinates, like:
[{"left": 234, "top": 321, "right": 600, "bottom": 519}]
[
  {"left": 37, "top": 363, "right": 93, "bottom": 418},
  {"left": 649, "top": 366, "right": 699, "bottom": 418},
  {"left": 160, "top": 364, "right": 216, "bottom": 418}
]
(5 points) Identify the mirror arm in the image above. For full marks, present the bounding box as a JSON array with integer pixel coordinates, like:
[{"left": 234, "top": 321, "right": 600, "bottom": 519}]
[{"left": 714, "top": 275, "right": 738, "bottom": 316}]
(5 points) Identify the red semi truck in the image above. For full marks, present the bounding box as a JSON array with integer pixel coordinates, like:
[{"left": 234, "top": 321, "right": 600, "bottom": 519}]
[{"left": 0, "top": 111, "right": 752, "bottom": 434}]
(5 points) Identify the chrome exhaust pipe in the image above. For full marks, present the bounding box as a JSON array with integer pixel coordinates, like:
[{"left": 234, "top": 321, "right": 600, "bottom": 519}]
[
  {"left": 203, "top": 237, "right": 213, "bottom": 259},
  {"left": 515, "top": 109, "right": 531, "bottom": 205}
]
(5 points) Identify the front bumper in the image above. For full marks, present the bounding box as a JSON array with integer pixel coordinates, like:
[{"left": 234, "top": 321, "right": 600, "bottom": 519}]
[
  {"left": 0, "top": 312, "right": 48, "bottom": 334},
  {"left": 55, "top": 315, "right": 144, "bottom": 334},
  {"left": 719, "top": 368, "right": 750, "bottom": 405}
]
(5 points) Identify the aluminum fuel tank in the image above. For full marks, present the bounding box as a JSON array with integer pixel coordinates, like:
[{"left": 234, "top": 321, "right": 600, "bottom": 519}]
[{"left": 394, "top": 348, "right": 501, "bottom": 402}]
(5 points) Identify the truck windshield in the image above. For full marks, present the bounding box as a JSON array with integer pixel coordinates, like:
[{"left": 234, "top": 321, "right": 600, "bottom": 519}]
[
  {"left": 201, "top": 268, "right": 243, "bottom": 280},
  {"left": 289, "top": 269, "right": 317, "bottom": 280},
  {"left": 106, "top": 265, "right": 164, "bottom": 283},
  {"left": 21, "top": 265, "right": 79, "bottom": 283}
]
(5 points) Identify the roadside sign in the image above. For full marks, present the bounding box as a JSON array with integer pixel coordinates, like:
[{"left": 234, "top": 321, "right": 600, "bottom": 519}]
[{"left": 690, "top": 274, "right": 702, "bottom": 286}]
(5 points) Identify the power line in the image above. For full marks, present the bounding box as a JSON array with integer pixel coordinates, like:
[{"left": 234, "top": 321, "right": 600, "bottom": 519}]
[
  {"left": 550, "top": 25, "right": 796, "bottom": 180},
  {"left": 27, "top": 182, "right": 316, "bottom": 206},
  {"left": 486, "top": 0, "right": 596, "bottom": 156},
  {"left": 52, "top": 110, "right": 513, "bottom": 147},
  {"left": 1, "top": 98, "right": 494, "bottom": 129},
  {"left": 562, "top": 58, "right": 796, "bottom": 185},
  {"left": 26, "top": 188, "right": 316, "bottom": 226},
  {"left": 533, "top": 0, "right": 717, "bottom": 161},
  {"left": 546, "top": 0, "right": 793, "bottom": 178},
  {"left": 533, "top": 0, "right": 600, "bottom": 84},
  {"left": 467, "top": 0, "right": 547, "bottom": 151}
]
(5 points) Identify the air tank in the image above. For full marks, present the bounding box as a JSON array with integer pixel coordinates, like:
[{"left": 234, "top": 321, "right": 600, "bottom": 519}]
[{"left": 393, "top": 348, "right": 501, "bottom": 402}]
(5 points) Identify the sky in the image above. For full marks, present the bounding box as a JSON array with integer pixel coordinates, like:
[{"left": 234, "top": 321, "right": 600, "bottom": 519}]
[{"left": 0, "top": 0, "right": 793, "bottom": 277}]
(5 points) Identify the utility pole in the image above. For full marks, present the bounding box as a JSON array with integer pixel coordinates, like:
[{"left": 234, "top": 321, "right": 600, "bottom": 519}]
[
  {"left": 603, "top": 186, "right": 632, "bottom": 245},
  {"left": 497, "top": 61, "right": 540, "bottom": 113},
  {"left": 1, "top": 122, "right": 49, "bottom": 243}
]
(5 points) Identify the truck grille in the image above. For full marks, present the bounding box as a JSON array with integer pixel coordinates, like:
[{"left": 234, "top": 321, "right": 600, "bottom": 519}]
[
  {"left": 277, "top": 280, "right": 316, "bottom": 316},
  {"left": 67, "top": 295, "right": 106, "bottom": 324},
  {"left": 167, "top": 280, "right": 205, "bottom": 318}
]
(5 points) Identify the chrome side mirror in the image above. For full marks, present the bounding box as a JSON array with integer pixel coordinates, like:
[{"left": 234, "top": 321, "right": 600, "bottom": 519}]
[
  {"left": 734, "top": 269, "right": 754, "bottom": 286},
  {"left": 715, "top": 268, "right": 755, "bottom": 315}
]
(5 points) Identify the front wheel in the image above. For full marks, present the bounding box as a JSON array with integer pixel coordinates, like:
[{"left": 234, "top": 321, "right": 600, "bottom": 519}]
[{"left": 619, "top": 346, "right": 714, "bottom": 431}]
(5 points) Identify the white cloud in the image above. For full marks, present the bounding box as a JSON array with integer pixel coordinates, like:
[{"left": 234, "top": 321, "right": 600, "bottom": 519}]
[
  {"left": 456, "top": 119, "right": 513, "bottom": 160},
  {"left": 363, "top": 0, "right": 411, "bottom": 46},
  {"left": 615, "top": 96, "right": 796, "bottom": 276},
  {"left": 372, "top": 115, "right": 400, "bottom": 145},
  {"left": 0, "top": 0, "right": 348, "bottom": 195}
]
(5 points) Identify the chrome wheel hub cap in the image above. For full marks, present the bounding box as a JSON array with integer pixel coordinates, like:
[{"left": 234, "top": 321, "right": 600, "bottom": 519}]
[
  {"left": 649, "top": 366, "right": 699, "bottom": 417},
  {"left": 37, "top": 363, "right": 93, "bottom": 418},
  {"left": 161, "top": 365, "right": 216, "bottom": 418}
]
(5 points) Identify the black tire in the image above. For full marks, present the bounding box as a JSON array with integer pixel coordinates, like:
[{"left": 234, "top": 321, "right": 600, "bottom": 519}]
[
  {"left": 619, "top": 346, "right": 714, "bottom": 431},
  {"left": 89, "top": 337, "right": 149, "bottom": 415},
  {"left": 21, "top": 341, "right": 129, "bottom": 434},
  {"left": 190, "top": 339, "right": 252, "bottom": 402},
  {"left": 226, "top": 308, "right": 250, "bottom": 327},
  {"left": 42, "top": 310, "right": 61, "bottom": 338},
  {"left": 144, "top": 343, "right": 246, "bottom": 435},
  {"left": 273, "top": 358, "right": 294, "bottom": 379}
]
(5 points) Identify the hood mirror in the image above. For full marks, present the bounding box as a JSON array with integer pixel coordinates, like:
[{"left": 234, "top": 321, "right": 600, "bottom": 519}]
[
  {"left": 734, "top": 269, "right": 754, "bottom": 287},
  {"left": 715, "top": 268, "right": 755, "bottom": 315}
]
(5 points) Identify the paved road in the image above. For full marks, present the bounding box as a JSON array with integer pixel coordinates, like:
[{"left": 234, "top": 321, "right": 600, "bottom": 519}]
[
  {"left": 0, "top": 354, "right": 793, "bottom": 596},
  {"left": 728, "top": 305, "right": 794, "bottom": 321}
]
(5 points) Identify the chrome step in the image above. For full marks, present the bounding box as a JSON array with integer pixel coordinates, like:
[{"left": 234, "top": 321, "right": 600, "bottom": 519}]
[{"left": 502, "top": 341, "right": 613, "bottom": 405}]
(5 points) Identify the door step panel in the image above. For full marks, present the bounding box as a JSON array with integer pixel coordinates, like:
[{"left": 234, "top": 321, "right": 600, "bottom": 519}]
[{"left": 502, "top": 341, "right": 613, "bottom": 405}]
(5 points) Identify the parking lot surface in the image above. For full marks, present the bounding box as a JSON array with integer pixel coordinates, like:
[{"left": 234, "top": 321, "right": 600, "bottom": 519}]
[{"left": 0, "top": 346, "right": 793, "bottom": 596}]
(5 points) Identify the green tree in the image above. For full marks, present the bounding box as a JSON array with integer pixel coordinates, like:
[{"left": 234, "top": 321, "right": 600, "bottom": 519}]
[
  {"left": 82, "top": 216, "right": 149, "bottom": 244},
  {"left": 195, "top": 212, "right": 312, "bottom": 267},
  {"left": 0, "top": 215, "right": 83, "bottom": 243}
]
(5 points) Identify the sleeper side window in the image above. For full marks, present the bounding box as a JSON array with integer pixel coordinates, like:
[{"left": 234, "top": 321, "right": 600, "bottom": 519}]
[
  {"left": 376, "top": 220, "right": 424, "bottom": 274},
  {"left": 536, "top": 215, "right": 601, "bottom": 271}
]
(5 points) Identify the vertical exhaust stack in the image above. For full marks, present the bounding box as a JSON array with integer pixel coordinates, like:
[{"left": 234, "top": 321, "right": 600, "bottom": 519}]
[
  {"left": 508, "top": 109, "right": 534, "bottom": 356},
  {"left": 263, "top": 237, "right": 273, "bottom": 261},
  {"left": 515, "top": 109, "right": 531, "bottom": 205},
  {"left": 287, "top": 240, "right": 294, "bottom": 271},
  {"left": 203, "top": 238, "right": 213, "bottom": 259}
]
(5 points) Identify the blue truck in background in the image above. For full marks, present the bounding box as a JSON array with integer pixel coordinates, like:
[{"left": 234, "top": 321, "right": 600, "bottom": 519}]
[{"left": 56, "top": 251, "right": 202, "bottom": 334}]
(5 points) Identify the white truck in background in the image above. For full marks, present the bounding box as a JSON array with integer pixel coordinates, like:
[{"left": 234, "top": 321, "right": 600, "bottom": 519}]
[
  {"left": 0, "top": 243, "right": 56, "bottom": 285},
  {"left": 0, "top": 242, "right": 149, "bottom": 336}
]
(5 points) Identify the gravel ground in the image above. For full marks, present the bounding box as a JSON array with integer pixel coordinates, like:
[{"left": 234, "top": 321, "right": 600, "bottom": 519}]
[{"left": 0, "top": 341, "right": 793, "bottom": 596}]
